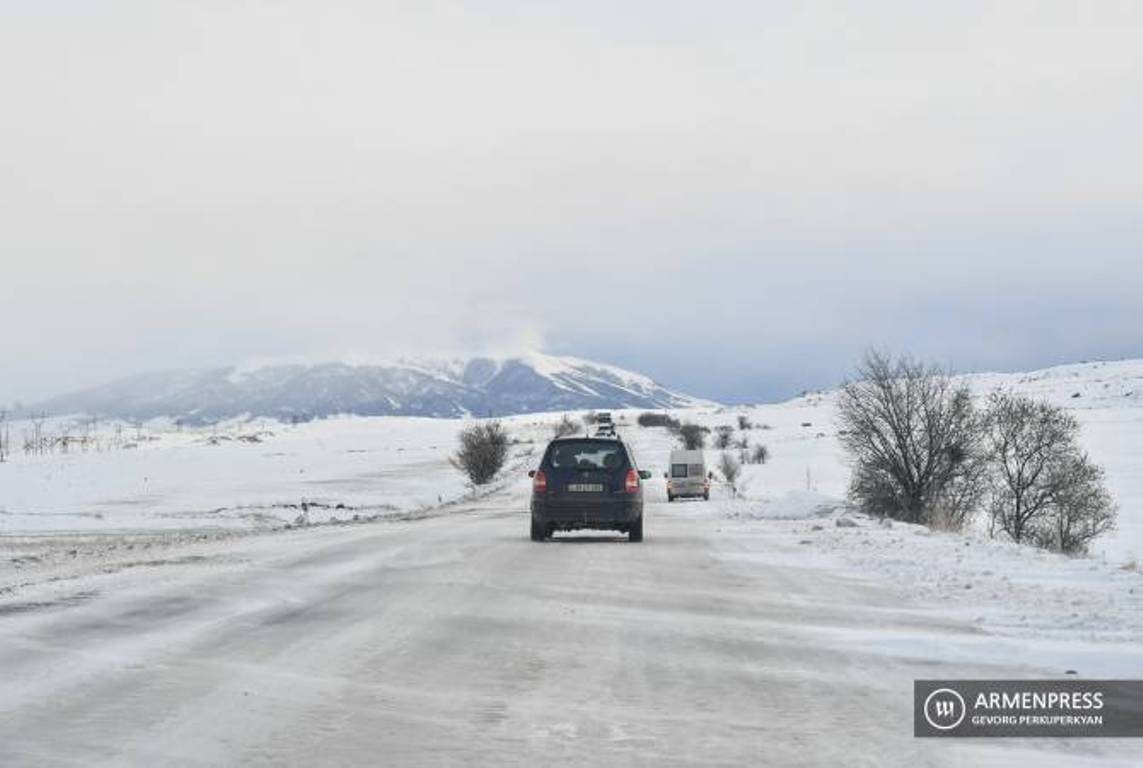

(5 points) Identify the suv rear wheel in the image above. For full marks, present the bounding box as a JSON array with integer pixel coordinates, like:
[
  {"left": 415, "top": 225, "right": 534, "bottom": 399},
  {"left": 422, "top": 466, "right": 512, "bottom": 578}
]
[
  {"left": 628, "top": 515, "right": 643, "bottom": 543},
  {"left": 530, "top": 517, "right": 546, "bottom": 542}
]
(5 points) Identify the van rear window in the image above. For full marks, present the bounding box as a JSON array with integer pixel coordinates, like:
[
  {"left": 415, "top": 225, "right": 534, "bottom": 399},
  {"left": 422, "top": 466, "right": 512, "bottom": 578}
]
[
  {"left": 548, "top": 441, "right": 627, "bottom": 470},
  {"left": 671, "top": 464, "right": 688, "bottom": 478}
]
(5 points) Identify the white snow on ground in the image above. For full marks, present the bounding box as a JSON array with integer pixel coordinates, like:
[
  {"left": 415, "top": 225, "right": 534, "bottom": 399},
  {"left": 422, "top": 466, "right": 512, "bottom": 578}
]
[
  {"left": 1, "top": 359, "right": 1142, "bottom": 765},
  {"left": 0, "top": 358, "right": 1141, "bottom": 660},
  {"left": 0, "top": 415, "right": 546, "bottom": 532},
  {"left": 712, "top": 496, "right": 1143, "bottom": 673}
]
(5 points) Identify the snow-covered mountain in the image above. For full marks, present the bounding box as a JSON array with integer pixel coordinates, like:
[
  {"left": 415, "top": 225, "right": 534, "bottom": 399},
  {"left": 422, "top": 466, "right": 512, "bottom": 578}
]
[{"left": 36, "top": 352, "right": 709, "bottom": 423}]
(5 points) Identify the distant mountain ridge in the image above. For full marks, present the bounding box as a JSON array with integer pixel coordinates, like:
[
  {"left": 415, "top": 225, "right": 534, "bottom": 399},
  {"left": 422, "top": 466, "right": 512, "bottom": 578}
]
[{"left": 36, "top": 353, "right": 710, "bottom": 423}]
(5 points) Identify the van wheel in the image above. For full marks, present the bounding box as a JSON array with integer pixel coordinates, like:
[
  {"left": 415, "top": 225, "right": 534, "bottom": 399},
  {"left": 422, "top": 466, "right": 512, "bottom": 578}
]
[
  {"left": 667, "top": 493, "right": 674, "bottom": 503},
  {"left": 703, "top": 491, "right": 709, "bottom": 501},
  {"left": 628, "top": 515, "right": 643, "bottom": 542},
  {"left": 530, "top": 518, "right": 546, "bottom": 542}
]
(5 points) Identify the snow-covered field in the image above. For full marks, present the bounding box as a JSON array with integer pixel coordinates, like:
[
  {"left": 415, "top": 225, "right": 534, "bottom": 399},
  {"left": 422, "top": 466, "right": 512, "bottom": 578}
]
[{"left": 0, "top": 416, "right": 547, "bottom": 532}]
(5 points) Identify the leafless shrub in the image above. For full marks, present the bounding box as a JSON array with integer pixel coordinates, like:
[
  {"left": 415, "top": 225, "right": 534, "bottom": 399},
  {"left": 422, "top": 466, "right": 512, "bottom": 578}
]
[
  {"left": 552, "top": 414, "right": 579, "bottom": 438},
  {"left": 749, "top": 444, "right": 770, "bottom": 465},
  {"left": 451, "top": 421, "right": 510, "bottom": 486},
  {"left": 737, "top": 414, "right": 753, "bottom": 430},
  {"left": 677, "top": 423, "right": 707, "bottom": 450},
  {"left": 20, "top": 412, "right": 50, "bottom": 456},
  {"left": 838, "top": 350, "right": 982, "bottom": 526},
  {"left": 714, "top": 425, "right": 734, "bottom": 449},
  {"left": 0, "top": 409, "right": 8, "bottom": 463},
  {"left": 637, "top": 412, "right": 680, "bottom": 430},
  {"left": 983, "top": 391, "right": 1116, "bottom": 553},
  {"left": 718, "top": 452, "right": 741, "bottom": 496}
]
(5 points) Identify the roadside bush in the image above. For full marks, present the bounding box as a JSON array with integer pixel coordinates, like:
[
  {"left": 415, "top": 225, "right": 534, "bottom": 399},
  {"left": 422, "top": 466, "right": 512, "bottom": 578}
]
[
  {"left": 749, "top": 444, "right": 769, "bottom": 465},
  {"left": 714, "top": 425, "right": 734, "bottom": 449},
  {"left": 552, "top": 414, "right": 578, "bottom": 438},
  {"left": 737, "top": 415, "right": 753, "bottom": 430},
  {"left": 677, "top": 423, "right": 707, "bottom": 450},
  {"left": 637, "top": 412, "right": 680, "bottom": 430},
  {"left": 451, "top": 421, "right": 509, "bottom": 486},
  {"left": 718, "top": 452, "right": 741, "bottom": 496},
  {"left": 983, "top": 391, "right": 1116, "bottom": 553},
  {"left": 838, "top": 350, "right": 982, "bottom": 526}
]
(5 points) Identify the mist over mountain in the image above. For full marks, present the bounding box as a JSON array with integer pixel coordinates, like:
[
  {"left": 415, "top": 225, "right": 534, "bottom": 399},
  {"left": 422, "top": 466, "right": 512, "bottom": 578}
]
[{"left": 35, "top": 353, "right": 708, "bottom": 423}]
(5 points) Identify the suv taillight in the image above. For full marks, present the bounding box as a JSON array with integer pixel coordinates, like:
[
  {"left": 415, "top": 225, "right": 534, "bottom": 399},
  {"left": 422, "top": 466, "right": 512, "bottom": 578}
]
[
  {"left": 533, "top": 469, "right": 547, "bottom": 494},
  {"left": 625, "top": 468, "right": 639, "bottom": 493}
]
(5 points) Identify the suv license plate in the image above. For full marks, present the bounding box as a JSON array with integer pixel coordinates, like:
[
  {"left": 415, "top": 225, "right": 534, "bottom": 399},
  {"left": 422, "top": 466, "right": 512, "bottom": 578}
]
[{"left": 567, "top": 483, "right": 603, "bottom": 492}]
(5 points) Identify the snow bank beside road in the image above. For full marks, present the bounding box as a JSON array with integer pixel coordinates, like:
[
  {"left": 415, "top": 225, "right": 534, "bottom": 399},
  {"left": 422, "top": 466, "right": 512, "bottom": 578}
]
[
  {"left": 719, "top": 490, "right": 842, "bottom": 520},
  {"left": 758, "top": 507, "right": 1143, "bottom": 648}
]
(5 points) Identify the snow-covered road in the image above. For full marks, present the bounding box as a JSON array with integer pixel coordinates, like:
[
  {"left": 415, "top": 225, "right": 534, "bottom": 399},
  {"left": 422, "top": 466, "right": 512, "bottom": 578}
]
[{"left": 2, "top": 498, "right": 1140, "bottom": 767}]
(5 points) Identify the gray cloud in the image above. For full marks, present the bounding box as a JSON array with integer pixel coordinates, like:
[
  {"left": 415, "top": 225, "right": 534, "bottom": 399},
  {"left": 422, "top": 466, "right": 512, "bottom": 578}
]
[{"left": 2, "top": 2, "right": 1141, "bottom": 403}]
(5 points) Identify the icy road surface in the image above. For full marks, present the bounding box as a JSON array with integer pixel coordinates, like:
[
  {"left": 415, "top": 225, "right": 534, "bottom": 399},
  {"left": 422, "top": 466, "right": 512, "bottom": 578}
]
[{"left": 1, "top": 501, "right": 1140, "bottom": 767}]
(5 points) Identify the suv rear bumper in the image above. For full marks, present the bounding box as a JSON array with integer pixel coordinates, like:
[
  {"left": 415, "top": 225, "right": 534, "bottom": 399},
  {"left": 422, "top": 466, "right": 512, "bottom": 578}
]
[{"left": 532, "top": 497, "right": 642, "bottom": 530}]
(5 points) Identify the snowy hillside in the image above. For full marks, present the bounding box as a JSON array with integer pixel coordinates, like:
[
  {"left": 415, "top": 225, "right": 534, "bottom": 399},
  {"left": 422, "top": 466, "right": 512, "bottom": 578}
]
[
  {"left": 33, "top": 352, "right": 707, "bottom": 422},
  {"left": 960, "top": 358, "right": 1143, "bottom": 409}
]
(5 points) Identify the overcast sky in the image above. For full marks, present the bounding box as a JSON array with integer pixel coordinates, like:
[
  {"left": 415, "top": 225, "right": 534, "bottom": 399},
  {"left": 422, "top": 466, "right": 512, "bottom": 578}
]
[{"left": 2, "top": 1, "right": 1141, "bottom": 404}]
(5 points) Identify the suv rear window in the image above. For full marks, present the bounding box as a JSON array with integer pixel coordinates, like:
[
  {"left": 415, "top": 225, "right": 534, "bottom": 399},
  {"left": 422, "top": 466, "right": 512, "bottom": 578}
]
[
  {"left": 671, "top": 463, "right": 688, "bottom": 478},
  {"left": 548, "top": 441, "right": 627, "bottom": 470}
]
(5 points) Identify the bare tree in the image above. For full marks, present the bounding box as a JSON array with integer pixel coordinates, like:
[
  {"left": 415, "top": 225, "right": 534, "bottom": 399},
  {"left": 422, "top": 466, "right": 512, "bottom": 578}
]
[
  {"left": 983, "top": 391, "right": 1116, "bottom": 552},
  {"left": 1037, "top": 456, "right": 1116, "bottom": 554},
  {"left": 451, "top": 421, "right": 510, "bottom": 486},
  {"left": 718, "top": 452, "right": 741, "bottom": 497},
  {"left": 837, "top": 350, "right": 982, "bottom": 526},
  {"left": 676, "top": 423, "right": 707, "bottom": 450}
]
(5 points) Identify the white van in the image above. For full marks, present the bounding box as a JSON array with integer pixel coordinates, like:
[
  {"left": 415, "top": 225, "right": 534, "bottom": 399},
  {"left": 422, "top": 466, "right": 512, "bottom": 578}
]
[{"left": 665, "top": 449, "right": 709, "bottom": 501}]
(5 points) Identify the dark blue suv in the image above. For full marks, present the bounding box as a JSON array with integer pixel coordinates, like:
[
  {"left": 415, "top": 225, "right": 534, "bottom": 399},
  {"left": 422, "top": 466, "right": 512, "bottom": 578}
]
[{"left": 528, "top": 437, "right": 651, "bottom": 542}]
